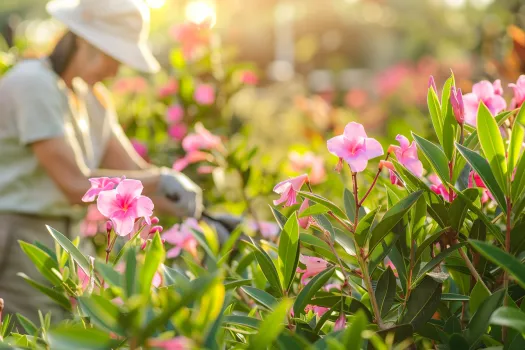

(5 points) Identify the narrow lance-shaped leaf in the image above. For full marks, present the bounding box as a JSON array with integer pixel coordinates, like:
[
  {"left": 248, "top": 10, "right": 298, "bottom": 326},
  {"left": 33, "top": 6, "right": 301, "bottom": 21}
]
[
  {"left": 368, "top": 191, "right": 423, "bottom": 254},
  {"left": 508, "top": 103, "right": 525, "bottom": 171},
  {"left": 428, "top": 86, "right": 443, "bottom": 145},
  {"left": 375, "top": 267, "right": 397, "bottom": 317},
  {"left": 293, "top": 266, "right": 335, "bottom": 316},
  {"left": 477, "top": 101, "right": 508, "bottom": 194},
  {"left": 490, "top": 307, "right": 525, "bottom": 334},
  {"left": 250, "top": 299, "right": 293, "bottom": 350},
  {"left": 245, "top": 239, "right": 283, "bottom": 297},
  {"left": 412, "top": 133, "right": 450, "bottom": 184},
  {"left": 441, "top": 74, "right": 457, "bottom": 160},
  {"left": 278, "top": 212, "right": 300, "bottom": 291},
  {"left": 401, "top": 276, "right": 442, "bottom": 330},
  {"left": 465, "top": 289, "right": 505, "bottom": 346},
  {"left": 455, "top": 143, "right": 507, "bottom": 212}
]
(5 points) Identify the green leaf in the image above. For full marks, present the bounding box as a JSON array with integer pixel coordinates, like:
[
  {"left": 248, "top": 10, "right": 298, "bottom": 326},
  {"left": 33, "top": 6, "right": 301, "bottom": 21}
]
[
  {"left": 343, "top": 189, "right": 365, "bottom": 223},
  {"left": 313, "top": 301, "right": 341, "bottom": 334},
  {"left": 270, "top": 206, "right": 288, "bottom": 230},
  {"left": 415, "top": 228, "right": 448, "bottom": 263},
  {"left": 19, "top": 241, "right": 64, "bottom": 287},
  {"left": 401, "top": 275, "right": 442, "bottom": 330},
  {"left": 299, "top": 204, "right": 329, "bottom": 217},
  {"left": 16, "top": 314, "right": 37, "bottom": 335},
  {"left": 444, "top": 316, "right": 462, "bottom": 334},
  {"left": 477, "top": 101, "right": 508, "bottom": 194},
  {"left": 354, "top": 208, "right": 378, "bottom": 247},
  {"left": 250, "top": 299, "right": 292, "bottom": 350},
  {"left": 124, "top": 248, "right": 138, "bottom": 297},
  {"left": 298, "top": 191, "right": 346, "bottom": 219},
  {"left": 246, "top": 239, "right": 283, "bottom": 297},
  {"left": 300, "top": 233, "right": 339, "bottom": 263},
  {"left": 94, "top": 260, "right": 121, "bottom": 289},
  {"left": 455, "top": 143, "right": 507, "bottom": 212},
  {"left": 414, "top": 243, "right": 466, "bottom": 284},
  {"left": 48, "top": 325, "right": 120, "bottom": 350},
  {"left": 46, "top": 226, "right": 91, "bottom": 275},
  {"left": 465, "top": 289, "right": 505, "bottom": 345},
  {"left": 78, "top": 295, "right": 123, "bottom": 335},
  {"left": 241, "top": 286, "right": 278, "bottom": 311},
  {"left": 293, "top": 266, "right": 335, "bottom": 316},
  {"left": 375, "top": 267, "right": 396, "bottom": 317},
  {"left": 190, "top": 227, "right": 217, "bottom": 263},
  {"left": 411, "top": 196, "right": 427, "bottom": 241},
  {"left": 17, "top": 273, "right": 71, "bottom": 311},
  {"left": 141, "top": 232, "right": 165, "bottom": 297},
  {"left": 278, "top": 212, "right": 300, "bottom": 292},
  {"left": 470, "top": 240, "right": 525, "bottom": 289},
  {"left": 442, "top": 293, "right": 469, "bottom": 301},
  {"left": 449, "top": 334, "right": 469, "bottom": 349},
  {"left": 490, "top": 307, "right": 525, "bottom": 334},
  {"left": 375, "top": 324, "right": 414, "bottom": 344},
  {"left": 412, "top": 133, "right": 449, "bottom": 183},
  {"left": 449, "top": 188, "right": 479, "bottom": 232},
  {"left": 342, "top": 310, "right": 368, "bottom": 350},
  {"left": 508, "top": 103, "right": 525, "bottom": 172},
  {"left": 512, "top": 150, "right": 525, "bottom": 202},
  {"left": 368, "top": 191, "right": 423, "bottom": 254},
  {"left": 313, "top": 214, "right": 335, "bottom": 242},
  {"left": 428, "top": 86, "right": 443, "bottom": 145},
  {"left": 223, "top": 315, "right": 260, "bottom": 329},
  {"left": 470, "top": 281, "right": 491, "bottom": 316}
]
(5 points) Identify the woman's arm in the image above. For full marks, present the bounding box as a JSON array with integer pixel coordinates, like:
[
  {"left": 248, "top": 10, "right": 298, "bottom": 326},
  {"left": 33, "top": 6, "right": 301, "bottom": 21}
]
[
  {"left": 100, "top": 129, "right": 151, "bottom": 171},
  {"left": 31, "top": 136, "right": 161, "bottom": 205}
]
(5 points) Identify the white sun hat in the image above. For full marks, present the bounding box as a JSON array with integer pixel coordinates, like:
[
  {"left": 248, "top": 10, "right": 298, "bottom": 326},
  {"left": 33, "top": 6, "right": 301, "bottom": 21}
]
[{"left": 46, "top": 0, "right": 160, "bottom": 73}]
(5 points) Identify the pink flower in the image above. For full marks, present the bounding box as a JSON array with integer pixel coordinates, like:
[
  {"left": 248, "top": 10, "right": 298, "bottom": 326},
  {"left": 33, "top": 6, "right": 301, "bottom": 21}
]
[
  {"left": 390, "top": 135, "right": 423, "bottom": 177},
  {"left": 289, "top": 152, "right": 326, "bottom": 185},
  {"left": 240, "top": 70, "right": 259, "bottom": 85},
  {"left": 149, "top": 336, "right": 192, "bottom": 350},
  {"left": 97, "top": 179, "right": 154, "bottom": 237},
  {"left": 429, "top": 174, "right": 456, "bottom": 202},
  {"left": 493, "top": 79, "right": 504, "bottom": 96},
  {"left": 273, "top": 174, "right": 309, "bottom": 207},
  {"left": 162, "top": 218, "right": 200, "bottom": 258},
  {"left": 380, "top": 160, "right": 403, "bottom": 187},
  {"left": 182, "top": 123, "right": 222, "bottom": 152},
  {"left": 305, "top": 305, "right": 330, "bottom": 317},
  {"left": 509, "top": 75, "right": 525, "bottom": 109},
  {"left": 324, "top": 283, "right": 342, "bottom": 292},
  {"left": 131, "top": 139, "right": 148, "bottom": 160},
  {"left": 468, "top": 171, "right": 492, "bottom": 204},
  {"left": 248, "top": 220, "right": 280, "bottom": 239},
  {"left": 158, "top": 80, "right": 179, "bottom": 98},
  {"left": 194, "top": 84, "right": 215, "bottom": 105},
  {"left": 173, "top": 151, "right": 211, "bottom": 172},
  {"left": 113, "top": 77, "right": 147, "bottom": 95},
  {"left": 327, "top": 122, "right": 384, "bottom": 173},
  {"left": 334, "top": 313, "right": 346, "bottom": 331},
  {"left": 168, "top": 124, "right": 188, "bottom": 141},
  {"left": 170, "top": 21, "right": 211, "bottom": 59},
  {"left": 462, "top": 80, "right": 507, "bottom": 126},
  {"left": 385, "top": 257, "right": 399, "bottom": 278},
  {"left": 344, "top": 89, "right": 368, "bottom": 110},
  {"left": 166, "top": 104, "right": 184, "bottom": 124},
  {"left": 80, "top": 205, "right": 106, "bottom": 237},
  {"left": 197, "top": 165, "right": 216, "bottom": 174},
  {"left": 82, "top": 177, "right": 122, "bottom": 202},
  {"left": 450, "top": 86, "right": 465, "bottom": 125},
  {"left": 298, "top": 199, "right": 314, "bottom": 229},
  {"left": 296, "top": 255, "right": 329, "bottom": 285}
]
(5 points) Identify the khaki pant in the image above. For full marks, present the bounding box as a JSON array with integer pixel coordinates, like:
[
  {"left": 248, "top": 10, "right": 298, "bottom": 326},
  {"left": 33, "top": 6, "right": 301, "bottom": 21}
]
[{"left": 0, "top": 213, "right": 79, "bottom": 326}]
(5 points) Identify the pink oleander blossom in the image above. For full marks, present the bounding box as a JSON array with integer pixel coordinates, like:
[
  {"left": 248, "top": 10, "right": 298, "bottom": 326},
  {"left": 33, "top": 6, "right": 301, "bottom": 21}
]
[
  {"left": 170, "top": 21, "right": 211, "bottom": 59},
  {"left": 289, "top": 151, "right": 326, "bottom": 185},
  {"left": 450, "top": 86, "right": 465, "bottom": 125},
  {"left": 182, "top": 123, "right": 222, "bottom": 152},
  {"left": 97, "top": 179, "right": 154, "bottom": 236},
  {"left": 305, "top": 305, "right": 330, "bottom": 317},
  {"left": 149, "top": 336, "right": 192, "bottom": 350},
  {"left": 509, "top": 75, "right": 525, "bottom": 109},
  {"left": 296, "top": 255, "right": 329, "bottom": 285},
  {"left": 166, "top": 104, "right": 184, "bottom": 124},
  {"left": 327, "top": 122, "right": 384, "bottom": 173},
  {"left": 390, "top": 135, "right": 423, "bottom": 177},
  {"left": 273, "top": 174, "right": 309, "bottom": 207},
  {"left": 168, "top": 124, "right": 188, "bottom": 141},
  {"left": 162, "top": 218, "right": 200, "bottom": 258},
  {"left": 248, "top": 220, "right": 280, "bottom": 239},
  {"left": 173, "top": 151, "right": 212, "bottom": 172},
  {"left": 334, "top": 313, "right": 346, "bottom": 331},
  {"left": 131, "top": 139, "right": 148, "bottom": 160},
  {"left": 428, "top": 75, "right": 437, "bottom": 94},
  {"left": 463, "top": 80, "right": 507, "bottom": 126},
  {"left": 194, "top": 84, "right": 215, "bottom": 105},
  {"left": 82, "top": 177, "right": 122, "bottom": 202},
  {"left": 240, "top": 70, "right": 259, "bottom": 85},
  {"left": 429, "top": 174, "right": 456, "bottom": 202},
  {"left": 468, "top": 171, "right": 492, "bottom": 204},
  {"left": 158, "top": 80, "right": 179, "bottom": 98}
]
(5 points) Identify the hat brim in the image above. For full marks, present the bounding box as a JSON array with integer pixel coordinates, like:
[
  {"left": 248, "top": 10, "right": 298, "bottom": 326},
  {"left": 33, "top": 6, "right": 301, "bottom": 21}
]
[{"left": 47, "top": 0, "right": 160, "bottom": 74}]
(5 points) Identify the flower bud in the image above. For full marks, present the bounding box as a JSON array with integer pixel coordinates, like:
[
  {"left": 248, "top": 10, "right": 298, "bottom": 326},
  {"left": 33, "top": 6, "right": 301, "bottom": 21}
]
[
  {"left": 140, "top": 240, "right": 148, "bottom": 250},
  {"left": 379, "top": 160, "right": 395, "bottom": 171},
  {"left": 149, "top": 225, "right": 163, "bottom": 234},
  {"left": 450, "top": 86, "right": 465, "bottom": 125},
  {"left": 151, "top": 217, "right": 160, "bottom": 225},
  {"left": 428, "top": 75, "right": 437, "bottom": 93},
  {"left": 106, "top": 221, "right": 113, "bottom": 233}
]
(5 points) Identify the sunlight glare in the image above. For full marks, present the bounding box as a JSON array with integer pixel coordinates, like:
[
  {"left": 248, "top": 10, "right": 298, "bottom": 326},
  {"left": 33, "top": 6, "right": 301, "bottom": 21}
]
[{"left": 185, "top": 1, "right": 217, "bottom": 27}]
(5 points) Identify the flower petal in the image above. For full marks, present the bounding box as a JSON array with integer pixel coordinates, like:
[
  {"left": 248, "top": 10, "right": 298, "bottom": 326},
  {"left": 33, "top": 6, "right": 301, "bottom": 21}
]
[
  {"left": 363, "top": 138, "right": 384, "bottom": 159},
  {"left": 472, "top": 81, "right": 494, "bottom": 100},
  {"left": 343, "top": 122, "right": 367, "bottom": 140},
  {"left": 96, "top": 190, "right": 119, "bottom": 218}
]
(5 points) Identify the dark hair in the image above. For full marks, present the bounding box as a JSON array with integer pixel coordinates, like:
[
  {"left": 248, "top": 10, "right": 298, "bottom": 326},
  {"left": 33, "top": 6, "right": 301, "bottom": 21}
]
[{"left": 48, "top": 31, "right": 78, "bottom": 76}]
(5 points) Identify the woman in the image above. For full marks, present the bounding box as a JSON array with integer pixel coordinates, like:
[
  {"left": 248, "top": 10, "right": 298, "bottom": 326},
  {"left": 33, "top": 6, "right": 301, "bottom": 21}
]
[{"left": 0, "top": 0, "right": 203, "bottom": 323}]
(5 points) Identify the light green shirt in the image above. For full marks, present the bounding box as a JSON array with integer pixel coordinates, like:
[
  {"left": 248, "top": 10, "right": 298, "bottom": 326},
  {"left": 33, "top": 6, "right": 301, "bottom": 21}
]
[{"left": 0, "top": 59, "right": 119, "bottom": 219}]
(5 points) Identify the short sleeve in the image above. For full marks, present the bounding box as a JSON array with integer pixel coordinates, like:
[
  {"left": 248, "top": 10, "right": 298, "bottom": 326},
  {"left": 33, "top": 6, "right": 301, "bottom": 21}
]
[{"left": 12, "top": 70, "right": 66, "bottom": 145}]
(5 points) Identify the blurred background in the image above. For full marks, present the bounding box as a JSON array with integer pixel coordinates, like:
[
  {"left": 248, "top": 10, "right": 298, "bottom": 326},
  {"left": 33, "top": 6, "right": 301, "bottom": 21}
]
[{"left": 2, "top": 0, "right": 525, "bottom": 240}]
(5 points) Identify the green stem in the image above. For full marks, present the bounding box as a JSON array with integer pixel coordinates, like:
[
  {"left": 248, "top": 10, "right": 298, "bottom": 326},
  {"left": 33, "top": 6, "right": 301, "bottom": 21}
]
[
  {"left": 454, "top": 239, "right": 490, "bottom": 293},
  {"left": 359, "top": 153, "right": 390, "bottom": 207}
]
